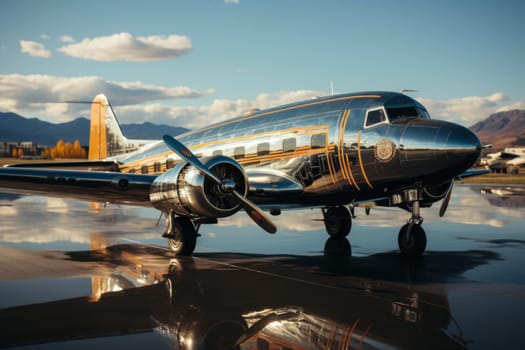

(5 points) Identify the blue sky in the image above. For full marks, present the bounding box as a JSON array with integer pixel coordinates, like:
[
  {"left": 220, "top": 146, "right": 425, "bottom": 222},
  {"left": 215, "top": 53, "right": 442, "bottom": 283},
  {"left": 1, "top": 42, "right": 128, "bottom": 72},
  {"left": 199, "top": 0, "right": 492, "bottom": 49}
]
[{"left": 1, "top": 0, "right": 524, "bottom": 128}]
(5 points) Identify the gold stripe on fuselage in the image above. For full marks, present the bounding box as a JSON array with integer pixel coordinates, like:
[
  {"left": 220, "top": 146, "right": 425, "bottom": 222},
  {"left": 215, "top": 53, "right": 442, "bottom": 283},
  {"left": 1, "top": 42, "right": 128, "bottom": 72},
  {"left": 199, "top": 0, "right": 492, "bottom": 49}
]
[
  {"left": 338, "top": 110, "right": 350, "bottom": 181},
  {"left": 356, "top": 131, "right": 373, "bottom": 189},
  {"left": 120, "top": 125, "right": 335, "bottom": 176},
  {"left": 337, "top": 110, "right": 360, "bottom": 189}
]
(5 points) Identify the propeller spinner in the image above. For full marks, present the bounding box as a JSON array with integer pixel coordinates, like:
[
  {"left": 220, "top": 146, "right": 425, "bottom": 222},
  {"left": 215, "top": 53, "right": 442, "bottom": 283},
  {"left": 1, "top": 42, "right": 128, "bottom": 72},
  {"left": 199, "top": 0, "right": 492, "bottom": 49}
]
[{"left": 162, "top": 135, "right": 277, "bottom": 234}]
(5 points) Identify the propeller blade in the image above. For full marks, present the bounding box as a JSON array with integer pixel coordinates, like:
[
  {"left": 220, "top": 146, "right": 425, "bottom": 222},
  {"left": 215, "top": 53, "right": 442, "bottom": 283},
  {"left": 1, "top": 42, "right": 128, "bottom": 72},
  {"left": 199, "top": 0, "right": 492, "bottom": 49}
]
[
  {"left": 439, "top": 182, "right": 454, "bottom": 217},
  {"left": 162, "top": 135, "right": 276, "bottom": 234},
  {"left": 231, "top": 191, "right": 277, "bottom": 233},
  {"left": 163, "top": 135, "right": 222, "bottom": 185}
]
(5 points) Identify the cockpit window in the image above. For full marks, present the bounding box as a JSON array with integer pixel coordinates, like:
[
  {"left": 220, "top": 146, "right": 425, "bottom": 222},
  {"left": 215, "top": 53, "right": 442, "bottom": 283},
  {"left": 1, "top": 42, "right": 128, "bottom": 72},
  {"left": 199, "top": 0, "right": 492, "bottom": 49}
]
[
  {"left": 364, "top": 108, "right": 387, "bottom": 128},
  {"left": 387, "top": 106, "right": 430, "bottom": 122}
]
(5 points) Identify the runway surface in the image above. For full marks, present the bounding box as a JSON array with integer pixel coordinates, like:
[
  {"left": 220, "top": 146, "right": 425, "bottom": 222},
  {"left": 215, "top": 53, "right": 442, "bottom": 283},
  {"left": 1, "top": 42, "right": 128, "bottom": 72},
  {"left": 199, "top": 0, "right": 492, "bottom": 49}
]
[{"left": 0, "top": 184, "right": 524, "bottom": 349}]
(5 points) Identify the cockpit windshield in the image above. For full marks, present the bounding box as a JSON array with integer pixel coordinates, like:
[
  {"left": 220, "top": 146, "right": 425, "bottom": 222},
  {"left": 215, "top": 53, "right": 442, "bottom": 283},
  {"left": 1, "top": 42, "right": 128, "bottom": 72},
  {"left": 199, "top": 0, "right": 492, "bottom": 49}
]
[{"left": 387, "top": 106, "right": 430, "bottom": 123}]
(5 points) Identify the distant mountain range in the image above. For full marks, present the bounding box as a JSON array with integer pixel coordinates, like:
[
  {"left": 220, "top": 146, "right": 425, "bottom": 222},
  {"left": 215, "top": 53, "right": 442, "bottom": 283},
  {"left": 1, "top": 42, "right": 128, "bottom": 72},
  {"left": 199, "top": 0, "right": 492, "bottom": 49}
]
[
  {"left": 469, "top": 109, "right": 525, "bottom": 150},
  {"left": 0, "top": 112, "right": 189, "bottom": 146},
  {"left": 1, "top": 109, "right": 524, "bottom": 151}
]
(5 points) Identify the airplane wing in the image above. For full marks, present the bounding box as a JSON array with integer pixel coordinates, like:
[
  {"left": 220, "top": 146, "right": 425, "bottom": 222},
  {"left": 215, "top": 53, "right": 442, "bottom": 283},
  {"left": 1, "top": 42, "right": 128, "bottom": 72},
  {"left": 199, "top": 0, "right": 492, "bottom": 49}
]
[
  {"left": 0, "top": 167, "right": 156, "bottom": 206},
  {"left": 458, "top": 168, "right": 490, "bottom": 180},
  {"left": 0, "top": 165, "right": 304, "bottom": 207}
]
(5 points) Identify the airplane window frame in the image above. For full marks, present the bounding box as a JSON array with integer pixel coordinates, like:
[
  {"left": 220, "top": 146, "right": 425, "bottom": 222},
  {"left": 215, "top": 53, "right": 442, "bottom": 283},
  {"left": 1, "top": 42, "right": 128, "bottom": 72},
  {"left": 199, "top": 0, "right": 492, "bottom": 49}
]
[{"left": 364, "top": 107, "right": 389, "bottom": 129}]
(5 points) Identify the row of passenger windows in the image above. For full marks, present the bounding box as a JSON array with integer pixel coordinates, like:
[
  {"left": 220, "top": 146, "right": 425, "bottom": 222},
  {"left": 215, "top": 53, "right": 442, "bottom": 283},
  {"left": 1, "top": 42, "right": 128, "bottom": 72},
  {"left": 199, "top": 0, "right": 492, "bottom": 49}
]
[
  {"left": 210, "top": 134, "right": 325, "bottom": 159},
  {"left": 133, "top": 133, "right": 327, "bottom": 174}
]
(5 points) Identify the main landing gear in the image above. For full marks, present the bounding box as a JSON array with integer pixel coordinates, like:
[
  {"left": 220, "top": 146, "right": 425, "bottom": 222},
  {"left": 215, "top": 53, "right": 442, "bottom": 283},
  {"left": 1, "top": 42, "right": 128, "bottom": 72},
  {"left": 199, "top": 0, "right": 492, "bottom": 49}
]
[
  {"left": 323, "top": 196, "right": 428, "bottom": 256},
  {"left": 162, "top": 212, "right": 198, "bottom": 256},
  {"left": 322, "top": 206, "right": 352, "bottom": 238}
]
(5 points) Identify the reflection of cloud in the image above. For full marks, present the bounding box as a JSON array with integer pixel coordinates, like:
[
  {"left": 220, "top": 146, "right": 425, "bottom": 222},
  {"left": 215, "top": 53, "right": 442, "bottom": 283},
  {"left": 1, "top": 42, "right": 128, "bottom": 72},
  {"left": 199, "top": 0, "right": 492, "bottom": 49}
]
[
  {"left": 46, "top": 198, "right": 69, "bottom": 214},
  {"left": 218, "top": 186, "right": 521, "bottom": 232},
  {"left": 1, "top": 185, "right": 519, "bottom": 246},
  {"left": 219, "top": 210, "right": 325, "bottom": 232},
  {"left": 0, "top": 196, "right": 159, "bottom": 245},
  {"left": 0, "top": 205, "right": 17, "bottom": 216}
]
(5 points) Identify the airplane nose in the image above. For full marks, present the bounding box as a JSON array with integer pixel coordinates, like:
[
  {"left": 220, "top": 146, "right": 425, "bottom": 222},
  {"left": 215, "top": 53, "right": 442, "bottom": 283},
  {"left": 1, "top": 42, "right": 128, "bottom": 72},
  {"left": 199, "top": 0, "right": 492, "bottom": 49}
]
[
  {"left": 399, "top": 120, "right": 482, "bottom": 182},
  {"left": 445, "top": 124, "right": 481, "bottom": 168}
]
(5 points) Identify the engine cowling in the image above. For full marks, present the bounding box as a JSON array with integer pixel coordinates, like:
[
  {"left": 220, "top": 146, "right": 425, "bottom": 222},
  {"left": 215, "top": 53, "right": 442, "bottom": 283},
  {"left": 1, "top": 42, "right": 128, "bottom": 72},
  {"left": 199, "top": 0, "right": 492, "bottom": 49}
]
[
  {"left": 421, "top": 180, "right": 453, "bottom": 206},
  {"left": 149, "top": 156, "right": 248, "bottom": 219}
]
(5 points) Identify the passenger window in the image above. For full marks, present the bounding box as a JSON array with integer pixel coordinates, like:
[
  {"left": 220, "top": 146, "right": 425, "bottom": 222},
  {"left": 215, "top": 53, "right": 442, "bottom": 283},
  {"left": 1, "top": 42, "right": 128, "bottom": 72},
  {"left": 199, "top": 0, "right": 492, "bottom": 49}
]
[
  {"left": 212, "top": 150, "right": 223, "bottom": 156},
  {"left": 311, "top": 133, "right": 326, "bottom": 149},
  {"left": 283, "top": 138, "right": 296, "bottom": 152},
  {"left": 153, "top": 162, "right": 161, "bottom": 172},
  {"left": 234, "top": 146, "right": 245, "bottom": 159},
  {"left": 257, "top": 142, "right": 270, "bottom": 156},
  {"left": 365, "top": 108, "right": 387, "bottom": 127},
  {"left": 166, "top": 158, "right": 175, "bottom": 169},
  {"left": 141, "top": 165, "right": 149, "bottom": 174}
]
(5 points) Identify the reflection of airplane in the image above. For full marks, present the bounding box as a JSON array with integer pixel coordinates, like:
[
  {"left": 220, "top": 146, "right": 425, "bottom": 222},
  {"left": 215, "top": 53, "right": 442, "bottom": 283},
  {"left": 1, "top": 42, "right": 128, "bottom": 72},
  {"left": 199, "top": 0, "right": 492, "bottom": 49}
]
[
  {"left": 0, "top": 244, "right": 467, "bottom": 349},
  {"left": 0, "top": 92, "right": 485, "bottom": 255},
  {"left": 480, "top": 186, "right": 525, "bottom": 208}
]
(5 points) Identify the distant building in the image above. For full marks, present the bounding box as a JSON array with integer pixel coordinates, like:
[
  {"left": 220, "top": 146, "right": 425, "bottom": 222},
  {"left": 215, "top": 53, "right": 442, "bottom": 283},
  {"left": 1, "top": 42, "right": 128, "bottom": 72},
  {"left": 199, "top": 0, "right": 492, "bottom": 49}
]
[
  {"left": 0, "top": 141, "right": 47, "bottom": 157},
  {"left": 0, "top": 142, "right": 19, "bottom": 157}
]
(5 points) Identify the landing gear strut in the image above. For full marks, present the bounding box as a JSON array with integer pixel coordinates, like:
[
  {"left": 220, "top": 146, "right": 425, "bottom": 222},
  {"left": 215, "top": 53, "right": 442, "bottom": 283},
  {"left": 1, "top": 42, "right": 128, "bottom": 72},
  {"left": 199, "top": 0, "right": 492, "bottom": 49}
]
[
  {"left": 397, "top": 193, "right": 427, "bottom": 256},
  {"left": 162, "top": 212, "right": 197, "bottom": 256}
]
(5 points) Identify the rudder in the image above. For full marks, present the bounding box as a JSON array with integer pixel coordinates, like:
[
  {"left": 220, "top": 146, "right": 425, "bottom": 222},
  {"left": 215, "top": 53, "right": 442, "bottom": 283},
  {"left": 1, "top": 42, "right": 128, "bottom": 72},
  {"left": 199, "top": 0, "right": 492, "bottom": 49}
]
[{"left": 88, "top": 94, "right": 145, "bottom": 160}]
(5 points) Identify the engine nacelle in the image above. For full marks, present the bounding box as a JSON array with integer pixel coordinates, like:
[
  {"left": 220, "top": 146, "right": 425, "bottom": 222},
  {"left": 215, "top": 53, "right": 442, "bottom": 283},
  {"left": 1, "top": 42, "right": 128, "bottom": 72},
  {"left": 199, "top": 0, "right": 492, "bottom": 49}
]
[
  {"left": 150, "top": 156, "right": 248, "bottom": 219},
  {"left": 421, "top": 180, "right": 453, "bottom": 206}
]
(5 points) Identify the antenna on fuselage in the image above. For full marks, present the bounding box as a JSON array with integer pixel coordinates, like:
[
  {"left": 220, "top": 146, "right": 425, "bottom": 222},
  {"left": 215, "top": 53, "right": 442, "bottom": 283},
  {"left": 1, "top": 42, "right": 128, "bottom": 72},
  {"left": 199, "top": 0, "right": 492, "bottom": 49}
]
[
  {"left": 331, "top": 81, "right": 334, "bottom": 96},
  {"left": 400, "top": 89, "right": 418, "bottom": 94}
]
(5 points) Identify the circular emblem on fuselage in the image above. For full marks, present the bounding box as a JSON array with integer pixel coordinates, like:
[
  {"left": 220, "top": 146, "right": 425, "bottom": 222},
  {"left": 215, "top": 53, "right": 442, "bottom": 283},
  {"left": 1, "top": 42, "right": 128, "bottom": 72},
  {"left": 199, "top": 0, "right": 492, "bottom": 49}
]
[{"left": 375, "top": 139, "right": 396, "bottom": 162}]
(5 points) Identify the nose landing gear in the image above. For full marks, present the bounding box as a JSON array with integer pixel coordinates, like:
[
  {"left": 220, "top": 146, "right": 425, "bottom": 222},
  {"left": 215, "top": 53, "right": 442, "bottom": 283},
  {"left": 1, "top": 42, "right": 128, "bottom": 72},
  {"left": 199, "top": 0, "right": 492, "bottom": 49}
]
[{"left": 397, "top": 193, "right": 427, "bottom": 256}]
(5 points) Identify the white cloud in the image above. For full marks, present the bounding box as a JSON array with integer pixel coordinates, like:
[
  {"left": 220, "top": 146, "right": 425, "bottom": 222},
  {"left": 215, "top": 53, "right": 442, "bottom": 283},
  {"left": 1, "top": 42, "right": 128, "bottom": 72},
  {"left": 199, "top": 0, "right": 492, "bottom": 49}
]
[
  {"left": 40, "top": 34, "right": 50, "bottom": 40},
  {"left": 60, "top": 35, "right": 75, "bottom": 43},
  {"left": 418, "top": 93, "right": 525, "bottom": 126},
  {"left": 58, "top": 32, "right": 192, "bottom": 61},
  {"left": 0, "top": 74, "right": 202, "bottom": 122},
  {"left": 19, "top": 40, "right": 52, "bottom": 58},
  {"left": 225, "top": 0, "right": 240, "bottom": 3}
]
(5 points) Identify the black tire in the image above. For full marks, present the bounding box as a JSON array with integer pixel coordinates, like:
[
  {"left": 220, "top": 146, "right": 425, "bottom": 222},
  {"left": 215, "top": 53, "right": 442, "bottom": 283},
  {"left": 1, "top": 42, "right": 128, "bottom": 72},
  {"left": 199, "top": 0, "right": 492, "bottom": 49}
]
[
  {"left": 398, "top": 223, "right": 427, "bottom": 256},
  {"left": 167, "top": 217, "right": 197, "bottom": 256},
  {"left": 324, "top": 206, "right": 352, "bottom": 238}
]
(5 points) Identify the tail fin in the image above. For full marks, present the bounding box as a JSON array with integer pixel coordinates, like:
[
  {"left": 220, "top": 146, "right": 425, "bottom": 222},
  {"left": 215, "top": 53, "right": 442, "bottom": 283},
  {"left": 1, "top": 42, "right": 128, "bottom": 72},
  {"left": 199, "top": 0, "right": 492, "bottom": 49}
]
[{"left": 88, "top": 94, "right": 151, "bottom": 160}]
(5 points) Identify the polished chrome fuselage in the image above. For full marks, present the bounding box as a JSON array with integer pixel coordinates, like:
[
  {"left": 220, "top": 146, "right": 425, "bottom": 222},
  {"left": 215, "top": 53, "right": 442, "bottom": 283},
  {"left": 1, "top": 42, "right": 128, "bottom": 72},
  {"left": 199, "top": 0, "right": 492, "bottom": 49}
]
[{"left": 114, "top": 92, "right": 481, "bottom": 209}]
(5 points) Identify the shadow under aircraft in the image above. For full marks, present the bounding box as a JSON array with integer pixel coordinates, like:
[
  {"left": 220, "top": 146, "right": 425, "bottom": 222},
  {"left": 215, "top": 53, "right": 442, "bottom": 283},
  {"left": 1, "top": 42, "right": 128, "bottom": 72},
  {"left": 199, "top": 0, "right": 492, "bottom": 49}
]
[{"left": 0, "top": 242, "right": 502, "bottom": 349}]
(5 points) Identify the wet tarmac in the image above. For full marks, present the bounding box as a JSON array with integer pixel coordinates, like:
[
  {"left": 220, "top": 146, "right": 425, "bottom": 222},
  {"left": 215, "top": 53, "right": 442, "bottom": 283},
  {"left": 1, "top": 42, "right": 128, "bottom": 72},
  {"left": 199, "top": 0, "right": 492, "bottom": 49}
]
[{"left": 0, "top": 184, "right": 524, "bottom": 349}]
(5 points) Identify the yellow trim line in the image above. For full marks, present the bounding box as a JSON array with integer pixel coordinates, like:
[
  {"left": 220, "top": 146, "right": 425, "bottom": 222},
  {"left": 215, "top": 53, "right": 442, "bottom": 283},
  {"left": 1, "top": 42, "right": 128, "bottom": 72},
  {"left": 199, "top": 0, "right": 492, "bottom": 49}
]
[{"left": 356, "top": 131, "right": 373, "bottom": 189}]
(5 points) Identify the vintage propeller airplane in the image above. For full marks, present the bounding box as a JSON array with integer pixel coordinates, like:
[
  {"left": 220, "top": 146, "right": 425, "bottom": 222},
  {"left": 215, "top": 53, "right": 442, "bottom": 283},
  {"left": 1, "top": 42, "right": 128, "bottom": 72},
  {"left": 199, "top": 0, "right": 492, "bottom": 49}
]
[{"left": 0, "top": 92, "right": 486, "bottom": 256}]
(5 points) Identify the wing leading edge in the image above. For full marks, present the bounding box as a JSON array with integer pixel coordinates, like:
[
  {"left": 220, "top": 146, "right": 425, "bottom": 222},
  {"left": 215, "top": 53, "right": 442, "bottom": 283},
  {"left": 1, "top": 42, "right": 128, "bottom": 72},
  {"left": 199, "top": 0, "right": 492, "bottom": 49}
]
[{"left": 0, "top": 167, "right": 156, "bottom": 206}]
